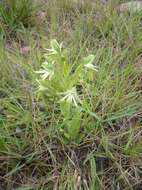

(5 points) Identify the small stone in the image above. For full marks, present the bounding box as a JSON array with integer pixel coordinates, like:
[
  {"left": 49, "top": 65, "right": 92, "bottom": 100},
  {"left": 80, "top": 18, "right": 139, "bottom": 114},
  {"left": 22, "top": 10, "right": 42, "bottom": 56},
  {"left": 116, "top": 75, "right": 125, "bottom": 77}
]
[{"left": 15, "top": 127, "right": 22, "bottom": 134}]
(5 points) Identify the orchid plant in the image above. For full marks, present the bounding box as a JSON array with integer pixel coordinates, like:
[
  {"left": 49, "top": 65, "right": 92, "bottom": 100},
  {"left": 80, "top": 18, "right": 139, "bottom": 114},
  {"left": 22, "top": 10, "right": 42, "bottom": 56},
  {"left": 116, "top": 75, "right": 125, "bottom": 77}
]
[{"left": 34, "top": 39, "right": 98, "bottom": 142}]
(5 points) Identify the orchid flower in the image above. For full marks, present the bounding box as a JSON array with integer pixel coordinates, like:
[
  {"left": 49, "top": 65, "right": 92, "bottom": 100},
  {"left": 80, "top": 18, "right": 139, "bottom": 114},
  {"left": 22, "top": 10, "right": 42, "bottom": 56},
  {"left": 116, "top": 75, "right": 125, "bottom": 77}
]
[{"left": 59, "top": 87, "right": 81, "bottom": 107}]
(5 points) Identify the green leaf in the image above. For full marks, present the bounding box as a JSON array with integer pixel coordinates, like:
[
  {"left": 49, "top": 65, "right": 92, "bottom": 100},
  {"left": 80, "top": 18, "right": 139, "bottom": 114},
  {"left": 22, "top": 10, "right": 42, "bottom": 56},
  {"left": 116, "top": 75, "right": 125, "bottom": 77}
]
[
  {"left": 66, "top": 109, "right": 82, "bottom": 140},
  {"left": 50, "top": 39, "right": 62, "bottom": 53},
  {"left": 14, "top": 186, "right": 34, "bottom": 190},
  {"left": 83, "top": 54, "right": 95, "bottom": 65},
  {"left": 60, "top": 101, "right": 71, "bottom": 118}
]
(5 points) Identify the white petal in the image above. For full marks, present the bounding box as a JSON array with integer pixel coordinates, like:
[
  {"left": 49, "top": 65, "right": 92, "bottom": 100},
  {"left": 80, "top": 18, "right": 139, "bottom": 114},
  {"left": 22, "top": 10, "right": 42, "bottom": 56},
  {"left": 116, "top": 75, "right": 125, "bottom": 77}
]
[
  {"left": 73, "top": 98, "right": 78, "bottom": 107},
  {"left": 84, "top": 63, "right": 99, "bottom": 71},
  {"left": 34, "top": 70, "right": 45, "bottom": 74}
]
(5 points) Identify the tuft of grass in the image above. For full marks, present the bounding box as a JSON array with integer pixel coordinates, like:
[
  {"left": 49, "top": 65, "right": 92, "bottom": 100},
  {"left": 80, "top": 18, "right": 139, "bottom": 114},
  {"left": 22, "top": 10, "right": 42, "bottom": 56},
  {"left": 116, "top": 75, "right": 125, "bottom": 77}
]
[{"left": 0, "top": 0, "right": 37, "bottom": 38}]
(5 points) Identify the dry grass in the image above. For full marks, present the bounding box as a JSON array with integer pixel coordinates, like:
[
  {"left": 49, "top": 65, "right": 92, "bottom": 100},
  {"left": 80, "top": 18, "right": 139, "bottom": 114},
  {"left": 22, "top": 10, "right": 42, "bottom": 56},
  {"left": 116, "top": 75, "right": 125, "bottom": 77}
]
[{"left": 0, "top": 0, "right": 142, "bottom": 189}]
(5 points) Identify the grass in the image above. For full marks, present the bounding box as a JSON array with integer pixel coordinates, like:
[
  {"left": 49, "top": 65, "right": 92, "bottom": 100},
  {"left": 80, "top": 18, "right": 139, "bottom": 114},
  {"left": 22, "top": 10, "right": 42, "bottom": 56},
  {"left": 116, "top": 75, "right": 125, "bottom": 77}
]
[
  {"left": 0, "top": 0, "right": 38, "bottom": 39},
  {"left": 0, "top": 0, "right": 142, "bottom": 189}
]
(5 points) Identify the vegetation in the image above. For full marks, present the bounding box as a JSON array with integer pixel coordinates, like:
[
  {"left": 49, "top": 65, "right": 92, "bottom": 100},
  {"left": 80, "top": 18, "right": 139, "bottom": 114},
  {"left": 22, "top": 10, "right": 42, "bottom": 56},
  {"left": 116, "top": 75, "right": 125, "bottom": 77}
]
[
  {"left": 0, "top": 0, "right": 37, "bottom": 37},
  {"left": 0, "top": 0, "right": 142, "bottom": 189}
]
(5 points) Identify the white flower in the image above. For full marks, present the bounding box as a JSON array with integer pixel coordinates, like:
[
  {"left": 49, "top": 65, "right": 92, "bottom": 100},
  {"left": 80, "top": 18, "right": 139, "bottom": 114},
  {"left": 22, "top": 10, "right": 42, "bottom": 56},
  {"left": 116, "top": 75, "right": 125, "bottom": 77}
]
[
  {"left": 34, "top": 62, "right": 54, "bottom": 80},
  {"left": 45, "top": 39, "right": 63, "bottom": 55},
  {"left": 84, "top": 63, "right": 99, "bottom": 71},
  {"left": 83, "top": 54, "right": 99, "bottom": 72},
  {"left": 59, "top": 87, "right": 81, "bottom": 107},
  {"left": 35, "top": 69, "right": 54, "bottom": 80}
]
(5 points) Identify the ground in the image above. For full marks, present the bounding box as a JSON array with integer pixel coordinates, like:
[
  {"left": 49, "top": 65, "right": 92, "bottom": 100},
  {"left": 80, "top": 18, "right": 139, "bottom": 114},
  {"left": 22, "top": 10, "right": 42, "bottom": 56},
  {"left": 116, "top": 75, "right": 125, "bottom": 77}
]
[{"left": 0, "top": 0, "right": 142, "bottom": 189}]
